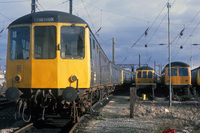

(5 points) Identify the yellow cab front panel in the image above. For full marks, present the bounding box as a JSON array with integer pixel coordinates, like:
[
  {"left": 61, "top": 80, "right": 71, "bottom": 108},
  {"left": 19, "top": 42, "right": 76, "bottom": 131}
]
[
  {"left": 135, "top": 70, "right": 154, "bottom": 84},
  {"left": 7, "top": 23, "right": 91, "bottom": 89},
  {"left": 165, "top": 67, "right": 191, "bottom": 85},
  {"left": 31, "top": 23, "right": 58, "bottom": 88}
]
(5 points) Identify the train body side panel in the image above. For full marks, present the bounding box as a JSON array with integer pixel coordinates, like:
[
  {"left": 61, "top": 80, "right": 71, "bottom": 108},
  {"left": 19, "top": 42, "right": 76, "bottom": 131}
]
[
  {"left": 198, "top": 69, "right": 200, "bottom": 86},
  {"left": 121, "top": 70, "right": 124, "bottom": 84}
]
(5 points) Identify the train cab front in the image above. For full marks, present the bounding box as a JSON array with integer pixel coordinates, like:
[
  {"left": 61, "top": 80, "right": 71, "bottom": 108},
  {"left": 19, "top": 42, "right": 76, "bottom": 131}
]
[{"left": 5, "top": 11, "right": 91, "bottom": 122}]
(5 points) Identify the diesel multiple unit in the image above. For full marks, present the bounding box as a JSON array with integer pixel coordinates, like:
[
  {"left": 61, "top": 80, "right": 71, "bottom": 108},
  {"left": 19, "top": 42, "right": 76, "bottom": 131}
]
[
  {"left": 5, "top": 11, "right": 132, "bottom": 122},
  {"left": 161, "top": 62, "right": 191, "bottom": 96}
]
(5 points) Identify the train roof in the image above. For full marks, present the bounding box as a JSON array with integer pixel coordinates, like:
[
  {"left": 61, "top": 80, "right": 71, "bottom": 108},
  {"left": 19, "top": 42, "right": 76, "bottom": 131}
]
[
  {"left": 165, "top": 62, "right": 190, "bottom": 67},
  {"left": 9, "top": 11, "right": 87, "bottom": 26},
  {"left": 191, "top": 66, "right": 200, "bottom": 71},
  {"left": 161, "top": 62, "right": 190, "bottom": 74},
  {"left": 136, "top": 66, "right": 153, "bottom": 71}
]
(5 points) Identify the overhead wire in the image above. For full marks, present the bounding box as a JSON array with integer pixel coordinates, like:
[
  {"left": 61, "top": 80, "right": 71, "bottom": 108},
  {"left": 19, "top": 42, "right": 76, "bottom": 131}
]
[
  {"left": 168, "top": 5, "right": 200, "bottom": 62},
  {"left": 49, "top": 0, "right": 69, "bottom": 9},
  {"left": 146, "top": 12, "right": 167, "bottom": 47},
  {"left": 172, "top": 21, "right": 200, "bottom": 61},
  {"left": 37, "top": 1, "right": 45, "bottom": 11},
  {"left": 79, "top": 0, "right": 165, "bottom": 64},
  {"left": 146, "top": 0, "right": 176, "bottom": 48},
  {"left": 85, "top": 2, "right": 147, "bottom": 22},
  {"left": 80, "top": 0, "right": 97, "bottom": 33},
  {"left": 0, "top": 0, "right": 30, "bottom": 3},
  {"left": 0, "top": 12, "right": 12, "bottom": 20},
  {"left": 122, "top": 1, "right": 169, "bottom": 64}
]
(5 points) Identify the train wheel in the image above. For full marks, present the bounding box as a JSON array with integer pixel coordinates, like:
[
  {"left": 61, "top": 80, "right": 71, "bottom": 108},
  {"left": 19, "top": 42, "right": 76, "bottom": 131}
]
[
  {"left": 191, "top": 87, "right": 197, "bottom": 97},
  {"left": 80, "top": 94, "right": 91, "bottom": 113},
  {"left": 184, "top": 87, "right": 192, "bottom": 97}
]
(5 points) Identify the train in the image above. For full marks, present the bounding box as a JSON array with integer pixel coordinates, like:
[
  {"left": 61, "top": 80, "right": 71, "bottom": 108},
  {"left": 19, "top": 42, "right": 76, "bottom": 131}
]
[
  {"left": 5, "top": 11, "right": 133, "bottom": 122},
  {"left": 123, "top": 69, "right": 135, "bottom": 85},
  {"left": 161, "top": 62, "right": 192, "bottom": 97},
  {"left": 191, "top": 66, "right": 200, "bottom": 95},
  {"left": 134, "top": 66, "right": 159, "bottom": 99}
]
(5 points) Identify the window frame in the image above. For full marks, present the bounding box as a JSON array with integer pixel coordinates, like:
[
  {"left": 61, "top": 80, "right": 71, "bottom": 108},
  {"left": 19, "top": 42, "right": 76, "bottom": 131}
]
[
  {"left": 9, "top": 26, "right": 30, "bottom": 60},
  {"left": 143, "top": 71, "right": 147, "bottom": 78},
  {"left": 179, "top": 68, "right": 188, "bottom": 76},
  {"left": 148, "top": 71, "right": 153, "bottom": 79},
  {"left": 33, "top": 25, "right": 57, "bottom": 59},
  {"left": 168, "top": 68, "right": 177, "bottom": 76},
  {"left": 60, "top": 25, "right": 85, "bottom": 60},
  {"left": 137, "top": 71, "right": 141, "bottom": 79}
]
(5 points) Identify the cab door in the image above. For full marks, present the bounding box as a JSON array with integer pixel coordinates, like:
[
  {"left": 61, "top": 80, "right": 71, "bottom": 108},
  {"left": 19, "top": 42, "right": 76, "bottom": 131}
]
[{"left": 31, "top": 25, "right": 58, "bottom": 88}]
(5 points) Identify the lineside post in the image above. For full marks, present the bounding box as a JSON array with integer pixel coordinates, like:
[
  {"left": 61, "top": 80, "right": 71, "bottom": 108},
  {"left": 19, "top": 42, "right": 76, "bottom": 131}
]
[
  {"left": 130, "top": 87, "right": 136, "bottom": 118},
  {"left": 152, "top": 86, "right": 155, "bottom": 100}
]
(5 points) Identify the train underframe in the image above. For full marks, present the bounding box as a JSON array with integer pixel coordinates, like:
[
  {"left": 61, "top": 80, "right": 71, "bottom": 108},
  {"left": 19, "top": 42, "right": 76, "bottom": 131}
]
[
  {"left": 164, "top": 84, "right": 194, "bottom": 99},
  {"left": 135, "top": 83, "right": 157, "bottom": 100},
  {"left": 11, "top": 86, "right": 115, "bottom": 123}
]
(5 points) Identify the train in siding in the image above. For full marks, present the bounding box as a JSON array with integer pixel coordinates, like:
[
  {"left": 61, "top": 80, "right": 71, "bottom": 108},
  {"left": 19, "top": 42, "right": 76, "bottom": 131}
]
[
  {"left": 161, "top": 62, "right": 192, "bottom": 96},
  {"left": 5, "top": 11, "right": 131, "bottom": 122},
  {"left": 135, "top": 66, "right": 159, "bottom": 99},
  {"left": 123, "top": 69, "right": 135, "bottom": 85},
  {"left": 191, "top": 66, "right": 200, "bottom": 95}
]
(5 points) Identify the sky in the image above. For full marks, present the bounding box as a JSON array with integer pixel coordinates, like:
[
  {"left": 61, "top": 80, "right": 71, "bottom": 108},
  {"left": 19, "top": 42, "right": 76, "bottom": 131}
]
[{"left": 0, "top": 0, "right": 200, "bottom": 73}]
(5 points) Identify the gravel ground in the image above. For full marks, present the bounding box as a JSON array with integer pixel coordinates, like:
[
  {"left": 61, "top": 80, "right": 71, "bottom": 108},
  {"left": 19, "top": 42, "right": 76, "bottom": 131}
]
[
  {"left": 1, "top": 90, "right": 200, "bottom": 133},
  {"left": 74, "top": 91, "right": 200, "bottom": 133}
]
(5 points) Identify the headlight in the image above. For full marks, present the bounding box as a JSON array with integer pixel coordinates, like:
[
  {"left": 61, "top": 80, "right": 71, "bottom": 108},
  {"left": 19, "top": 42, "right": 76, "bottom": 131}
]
[
  {"left": 15, "top": 75, "right": 22, "bottom": 82},
  {"left": 69, "top": 75, "right": 77, "bottom": 83}
]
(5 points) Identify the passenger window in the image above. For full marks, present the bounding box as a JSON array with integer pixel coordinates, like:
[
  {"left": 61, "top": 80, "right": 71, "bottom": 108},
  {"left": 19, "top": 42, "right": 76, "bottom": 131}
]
[
  {"left": 60, "top": 26, "right": 85, "bottom": 59},
  {"left": 143, "top": 71, "right": 147, "bottom": 78},
  {"left": 10, "top": 27, "right": 30, "bottom": 60},
  {"left": 148, "top": 71, "right": 152, "bottom": 78},
  {"left": 34, "top": 26, "right": 56, "bottom": 59},
  {"left": 137, "top": 71, "right": 141, "bottom": 78},
  {"left": 179, "top": 68, "right": 188, "bottom": 76}
]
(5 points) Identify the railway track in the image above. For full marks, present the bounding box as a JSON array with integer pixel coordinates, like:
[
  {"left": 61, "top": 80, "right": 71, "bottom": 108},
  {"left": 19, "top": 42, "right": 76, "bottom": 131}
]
[
  {"left": 13, "top": 95, "right": 112, "bottom": 133},
  {"left": 0, "top": 98, "right": 15, "bottom": 110}
]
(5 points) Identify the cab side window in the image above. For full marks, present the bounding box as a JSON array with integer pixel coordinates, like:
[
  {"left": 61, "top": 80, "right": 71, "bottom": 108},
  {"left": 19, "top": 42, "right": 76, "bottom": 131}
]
[
  {"left": 10, "top": 27, "right": 30, "bottom": 60},
  {"left": 148, "top": 71, "right": 152, "bottom": 78},
  {"left": 137, "top": 71, "right": 141, "bottom": 78},
  {"left": 143, "top": 71, "right": 147, "bottom": 78},
  {"left": 168, "top": 68, "right": 177, "bottom": 76},
  {"left": 179, "top": 68, "right": 188, "bottom": 76},
  {"left": 34, "top": 26, "right": 56, "bottom": 59},
  {"left": 60, "top": 26, "right": 85, "bottom": 59}
]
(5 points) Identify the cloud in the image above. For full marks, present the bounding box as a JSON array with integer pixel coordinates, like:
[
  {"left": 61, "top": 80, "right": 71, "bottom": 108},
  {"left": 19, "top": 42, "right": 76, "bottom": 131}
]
[{"left": 0, "top": 0, "right": 200, "bottom": 71}]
